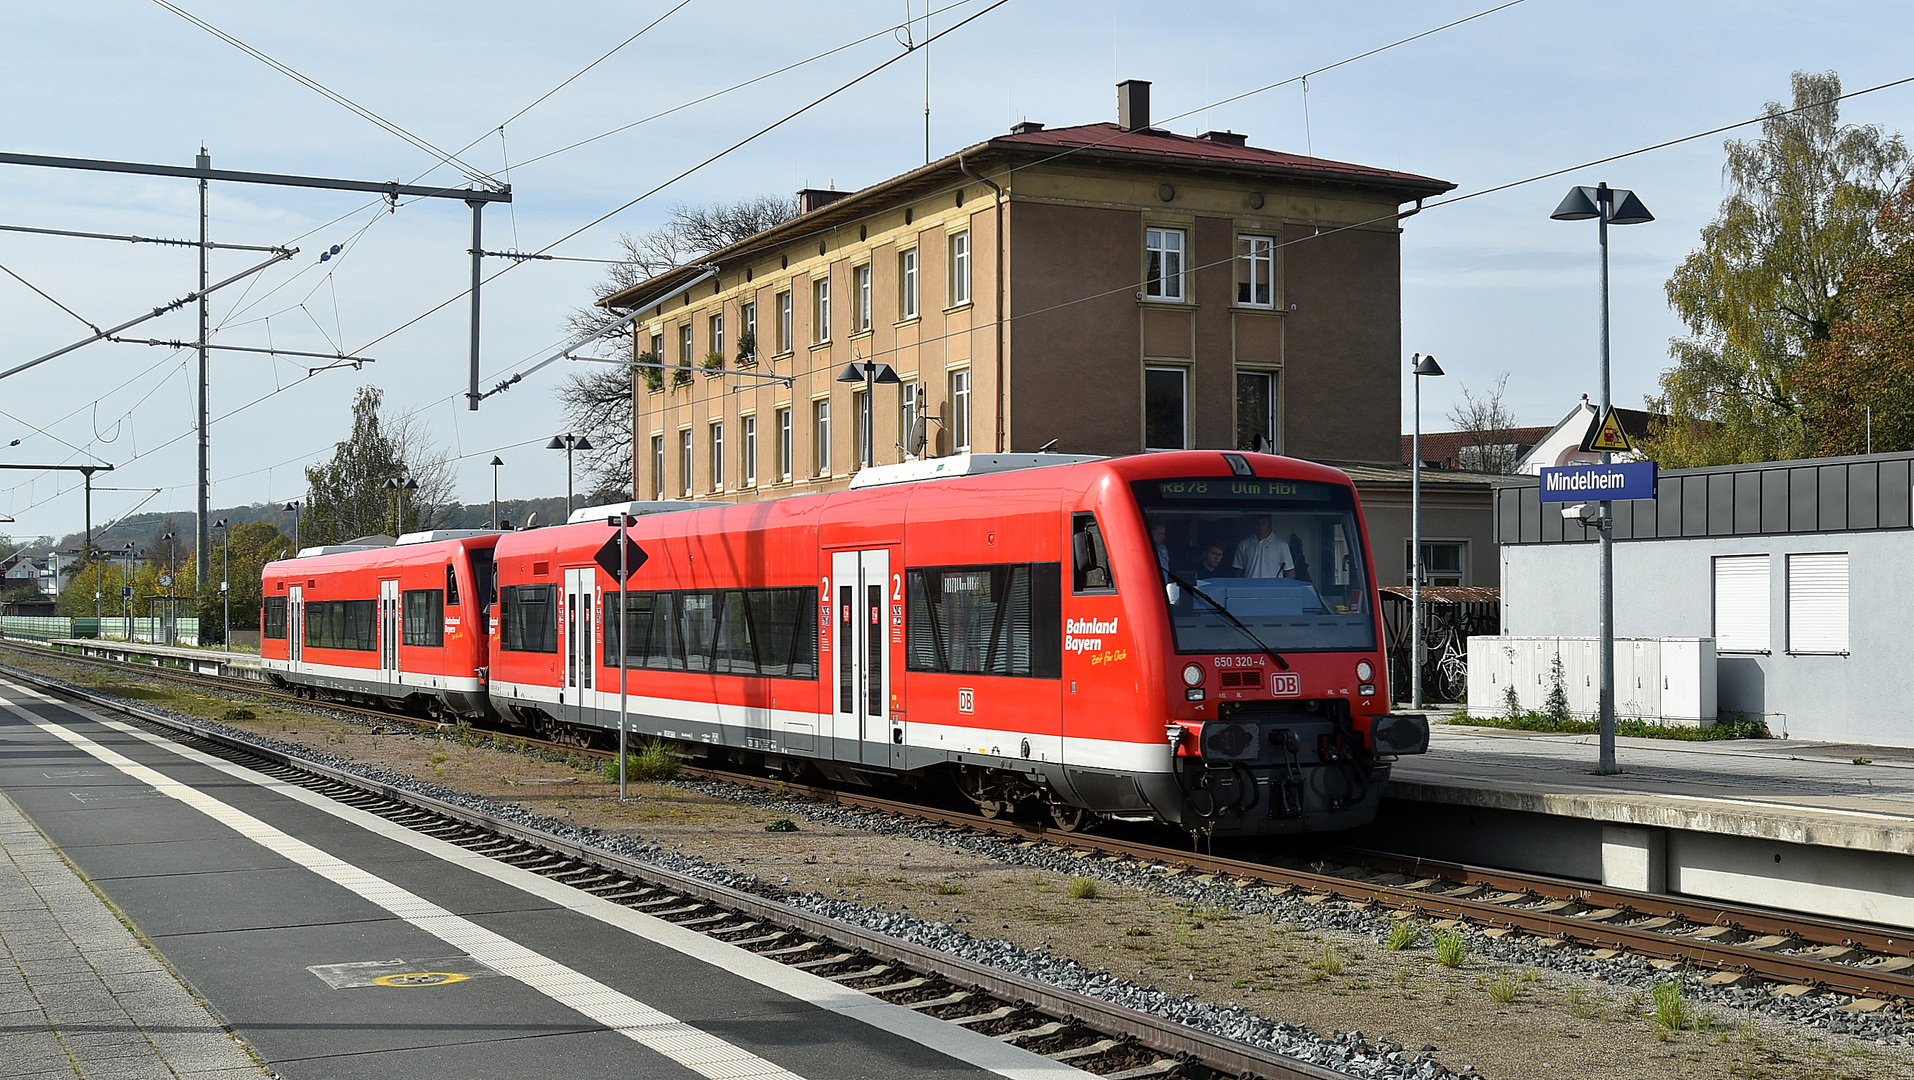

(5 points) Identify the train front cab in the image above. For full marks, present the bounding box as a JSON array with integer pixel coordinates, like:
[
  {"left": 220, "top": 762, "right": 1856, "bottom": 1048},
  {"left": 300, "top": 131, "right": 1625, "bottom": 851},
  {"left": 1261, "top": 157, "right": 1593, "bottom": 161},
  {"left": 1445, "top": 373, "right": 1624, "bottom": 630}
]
[{"left": 1046, "top": 454, "right": 1428, "bottom": 836}]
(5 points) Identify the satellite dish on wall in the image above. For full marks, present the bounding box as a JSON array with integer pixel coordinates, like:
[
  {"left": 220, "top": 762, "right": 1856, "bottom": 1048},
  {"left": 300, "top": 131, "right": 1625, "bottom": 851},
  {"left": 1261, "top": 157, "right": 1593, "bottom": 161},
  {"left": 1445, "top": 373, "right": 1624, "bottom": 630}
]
[
  {"left": 908, "top": 417, "right": 928, "bottom": 457},
  {"left": 523, "top": 512, "right": 538, "bottom": 530}
]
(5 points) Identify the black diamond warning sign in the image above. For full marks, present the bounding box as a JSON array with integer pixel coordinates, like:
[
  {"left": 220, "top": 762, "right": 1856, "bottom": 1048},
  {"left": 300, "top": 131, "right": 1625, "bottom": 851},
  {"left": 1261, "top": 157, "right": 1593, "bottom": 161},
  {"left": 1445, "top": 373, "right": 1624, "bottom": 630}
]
[{"left": 595, "top": 531, "right": 648, "bottom": 583}]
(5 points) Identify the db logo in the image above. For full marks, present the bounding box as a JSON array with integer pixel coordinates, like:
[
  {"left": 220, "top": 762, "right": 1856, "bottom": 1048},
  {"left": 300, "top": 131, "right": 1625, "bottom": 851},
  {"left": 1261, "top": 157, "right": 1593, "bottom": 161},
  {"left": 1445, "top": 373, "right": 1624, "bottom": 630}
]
[
  {"left": 957, "top": 688, "right": 975, "bottom": 714},
  {"left": 1271, "top": 673, "right": 1301, "bottom": 697}
]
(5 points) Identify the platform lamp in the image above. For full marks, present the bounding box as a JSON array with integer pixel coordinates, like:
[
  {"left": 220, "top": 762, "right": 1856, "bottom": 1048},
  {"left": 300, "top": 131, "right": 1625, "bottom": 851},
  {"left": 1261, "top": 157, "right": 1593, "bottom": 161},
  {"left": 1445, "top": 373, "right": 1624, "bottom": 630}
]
[
  {"left": 157, "top": 532, "right": 176, "bottom": 646},
  {"left": 282, "top": 501, "right": 301, "bottom": 556},
  {"left": 1409, "top": 353, "right": 1444, "bottom": 711},
  {"left": 547, "top": 434, "right": 593, "bottom": 518},
  {"left": 380, "top": 477, "right": 418, "bottom": 536},
  {"left": 490, "top": 456, "right": 505, "bottom": 530},
  {"left": 119, "top": 543, "right": 139, "bottom": 635},
  {"left": 836, "top": 360, "right": 901, "bottom": 469},
  {"left": 1551, "top": 182, "right": 1653, "bottom": 776},
  {"left": 213, "top": 518, "right": 230, "bottom": 648}
]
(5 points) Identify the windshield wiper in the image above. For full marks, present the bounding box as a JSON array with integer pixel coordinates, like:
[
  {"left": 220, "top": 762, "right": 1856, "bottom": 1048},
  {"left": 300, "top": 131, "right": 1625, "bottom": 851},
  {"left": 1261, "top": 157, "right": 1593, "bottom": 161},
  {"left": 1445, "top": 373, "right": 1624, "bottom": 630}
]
[{"left": 1164, "top": 569, "right": 1290, "bottom": 671}]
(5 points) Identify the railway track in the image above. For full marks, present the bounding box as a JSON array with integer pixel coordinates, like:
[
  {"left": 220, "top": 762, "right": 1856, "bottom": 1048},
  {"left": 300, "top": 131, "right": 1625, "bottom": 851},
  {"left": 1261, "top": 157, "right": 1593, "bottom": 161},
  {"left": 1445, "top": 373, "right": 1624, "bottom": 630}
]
[{"left": 6, "top": 636, "right": 1913, "bottom": 1012}]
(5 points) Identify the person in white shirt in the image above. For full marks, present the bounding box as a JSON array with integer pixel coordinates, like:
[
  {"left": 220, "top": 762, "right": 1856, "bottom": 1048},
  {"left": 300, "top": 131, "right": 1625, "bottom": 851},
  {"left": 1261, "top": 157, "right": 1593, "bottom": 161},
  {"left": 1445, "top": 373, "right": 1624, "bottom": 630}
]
[{"left": 1233, "top": 515, "right": 1296, "bottom": 578}]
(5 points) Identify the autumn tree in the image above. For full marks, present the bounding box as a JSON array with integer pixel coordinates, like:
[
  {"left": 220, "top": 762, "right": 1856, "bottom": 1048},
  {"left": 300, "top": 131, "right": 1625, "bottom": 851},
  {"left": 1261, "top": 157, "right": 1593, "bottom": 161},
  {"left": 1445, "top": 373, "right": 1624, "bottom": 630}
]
[
  {"left": 1796, "top": 179, "right": 1914, "bottom": 455},
  {"left": 1446, "top": 373, "right": 1524, "bottom": 474},
  {"left": 558, "top": 197, "right": 799, "bottom": 499},
  {"left": 1645, "top": 71, "right": 1908, "bottom": 466},
  {"left": 301, "top": 387, "right": 454, "bottom": 545}
]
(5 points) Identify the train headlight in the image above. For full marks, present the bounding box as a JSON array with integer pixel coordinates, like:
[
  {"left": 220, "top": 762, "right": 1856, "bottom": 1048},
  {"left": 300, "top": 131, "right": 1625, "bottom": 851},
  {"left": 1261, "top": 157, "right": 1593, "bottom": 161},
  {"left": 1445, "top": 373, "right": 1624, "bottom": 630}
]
[
  {"left": 1181, "top": 663, "right": 1205, "bottom": 687},
  {"left": 1355, "top": 660, "right": 1374, "bottom": 682}
]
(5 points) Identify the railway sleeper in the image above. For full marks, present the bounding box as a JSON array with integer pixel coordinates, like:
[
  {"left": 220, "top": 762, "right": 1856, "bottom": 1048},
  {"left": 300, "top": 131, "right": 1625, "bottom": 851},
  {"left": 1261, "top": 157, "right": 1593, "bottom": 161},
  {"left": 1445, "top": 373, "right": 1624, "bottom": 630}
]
[
  {"left": 1103, "top": 1061, "right": 1179, "bottom": 1080},
  {"left": 994, "top": 1020, "right": 1067, "bottom": 1043},
  {"left": 789, "top": 952, "right": 858, "bottom": 971},
  {"left": 947, "top": 1006, "right": 1018, "bottom": 1027},
  {"left": 903, "top": 990, "right": 976, "bottom": 1011},
  {"left": 1045, "top": 1038, "right": 1122, "bottom": 1063},
  {"left": 825, "top": 965, "right": 893, "bottom": 984}
]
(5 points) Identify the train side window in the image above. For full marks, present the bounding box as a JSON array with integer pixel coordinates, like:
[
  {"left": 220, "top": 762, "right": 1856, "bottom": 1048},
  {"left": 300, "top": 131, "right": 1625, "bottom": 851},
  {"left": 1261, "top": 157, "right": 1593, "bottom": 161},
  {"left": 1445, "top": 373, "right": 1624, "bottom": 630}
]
[
  {"left": 501, "top": 584, "right": 558, "bottom": 653},
  {"left": 262, "top": 596, "right": 287, "bottom": 639},
  {"left": 445, "top": 564, "right": 460, "bottom": 607},
  {"left": 1072, "top": 513, "right": 1115, "bottom": 594},
  {"left": 403, "top": 589, "right": 445, "bottom": 647},
  {"left": 907, "top": 562, "right": 1062, "bottom": 679}
]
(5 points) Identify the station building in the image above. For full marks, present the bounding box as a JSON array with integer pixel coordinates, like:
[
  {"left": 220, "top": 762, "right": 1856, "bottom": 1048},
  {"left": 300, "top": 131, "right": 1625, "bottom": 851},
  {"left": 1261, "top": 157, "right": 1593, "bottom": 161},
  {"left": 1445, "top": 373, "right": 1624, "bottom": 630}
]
[
  {"left": 1492, "top": 449, "right": 1914, "bottom": 744},
  {"left": 603, "top": 81, "right": 1474, "bottom": 585}
]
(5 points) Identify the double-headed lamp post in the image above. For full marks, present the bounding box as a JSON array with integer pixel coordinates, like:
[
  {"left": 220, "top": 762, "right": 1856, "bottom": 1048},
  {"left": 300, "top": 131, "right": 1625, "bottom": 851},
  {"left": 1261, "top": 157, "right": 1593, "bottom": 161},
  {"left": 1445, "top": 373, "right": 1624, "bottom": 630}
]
[
  {"left": 836, "top": 360, "right": 901, "bottom": 469},
  {"left": 490, "top": 456, "right": 505, "bottom": 529},
  {"left": 380, "top": 477, "right": 419, "bottom": 536},
  {"left": 213, "top": 518, "right": 230, "bottom": 647},
  {"left": 1550, "top": 181, "right": 1653, "bottom": 776},
  {"left": 283, "top": 501, "right": 302, "bottom": 555},
  {"left": 547, "top": 434, "right": 593, "bottom": 518},
  {"left": 1409, "top": 352, "right": 1444, "bottom": 711}
]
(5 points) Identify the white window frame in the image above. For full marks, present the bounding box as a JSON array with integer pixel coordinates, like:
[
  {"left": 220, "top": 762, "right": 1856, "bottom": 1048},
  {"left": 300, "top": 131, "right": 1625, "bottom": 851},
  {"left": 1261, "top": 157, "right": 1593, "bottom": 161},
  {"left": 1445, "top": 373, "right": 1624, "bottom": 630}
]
[
  {"left": 813, "top": 277, "right": 831, "bottom": 344},
  {"left": 854, "top": 263, "right": 872, "bottom": 332},
  {"left": 899, "top": 247, "right": 919, "bottom": 320},
  {"left": 678, "top": 429, "right": 693, "bottom": 498},
  {"left": 1713, "top": 555, "right": 1771, "bottom": 654},
  {"left": 651, "top": 435, "right": 665, "bottom": 500},
  {"left": 949, "top": 369, "right": 971, "bottom": 453},
  {"left": 679, "top": 323, "right": 693, "bottom": 366},
  {"left": 1236, "top": 234, "right": 1275, "bottom": 308},
  {"left": 1143, "top": 365, "right": 1188, "bottom": 450},
  {"left": 1787, "top": 552, "right": 1849, "bottom": 655},
  {"left": 949, "top": 231, "right": 971, "bottom": 306},
  {"left": 776, "top": 290, "right": 793, "bottom": 354},
  {"left": 709, "top": 421, "right": 725, "bottom": 492},
  {"left": 814, "top": 399, "right": 832, "bottom": 475},
  {"left": 709, "top": 312, "right": 724, "bottom": 359},
  {"left": 776, "top": 407, "right": 793, "bottom": 481},
  {"left": 741, "top": 302, "right": 757, "bottom": 361},
  {"left": 1235, "top": 369, "right": 1278, "bottom": 452},
  {"left": 852, "top": 388, "right": 871, "bottom": 469},
  {"left": 1145, "top": 227, "right": 1186, "bottom": 302},
  {"left": 742, "top": 414, "right": 757, "bottom": 487},
  {"left": 899, "top": 380, "right": 922, "bottom": 459}
]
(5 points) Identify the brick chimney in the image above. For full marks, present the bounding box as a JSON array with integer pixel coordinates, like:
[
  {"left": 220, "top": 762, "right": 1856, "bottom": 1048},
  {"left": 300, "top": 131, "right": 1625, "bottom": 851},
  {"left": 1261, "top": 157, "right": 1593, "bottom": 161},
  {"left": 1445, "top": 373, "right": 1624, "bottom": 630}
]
[{"left": 1117, "top": 79, "right": 1151, "bottom": 132}]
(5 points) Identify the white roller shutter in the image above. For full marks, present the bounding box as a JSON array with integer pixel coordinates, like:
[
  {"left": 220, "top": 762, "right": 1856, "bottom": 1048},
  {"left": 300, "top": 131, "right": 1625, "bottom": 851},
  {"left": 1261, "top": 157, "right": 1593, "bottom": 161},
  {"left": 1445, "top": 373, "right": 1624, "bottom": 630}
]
[
  {"left": 1787, "top": 552, "right": 1849, "bottom": 655},
  {"left": 1712, "top": 555, "right": 1770, "bottom": 653}
]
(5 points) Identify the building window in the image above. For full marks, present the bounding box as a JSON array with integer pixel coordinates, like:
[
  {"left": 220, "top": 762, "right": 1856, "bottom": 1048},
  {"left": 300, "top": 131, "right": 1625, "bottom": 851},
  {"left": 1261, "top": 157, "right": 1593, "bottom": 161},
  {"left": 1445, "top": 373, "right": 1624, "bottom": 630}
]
[
  {"left": 1236, "top": 370, "right": 1277, "bottom": 452},
  {"left": 777, "top": 407, "right": 793, "bottom": 481},
  {"left": 1787, "top": 552, "right": 1848, "bottom": 654},
  {"left": 649, "top": 332, "right": 664, "bottom": 362},
  {"left": 651, "top": 435, "right": 665, "bottom": 500},
  {"left": 709, "top": 422, "right": 725, "bottom": 491},
  {"left": 948, "top": 231, "right": 971, "bottom": 306},
  {"left": 899, "top": 380, "right": 923, "bottom": 458},
  {"left": 899, "top": 248, "right": 919, "bottom": 319},
  {"left": 852, "top": 389, "right": 871, "bottom": 469},
  {"left": 742, "top": 415, "right": 757, "bottom": 487},
  {"left": 776, "top": 290, "right": 793, "bottom": 353},
  {"left": 813, "top": 277, "right": 831, "bottom": 343},
  {"left": 949, "top": 369, "right": 971, "bottom": 453},
  {"left": 740, "top": 302, "right": 757, "bottom": 361},
  {"left": 679, "top": 429, "right": 693, "bottom": 498},
  {"left": 1236, "top": 234, "right": 1274, "bottom": 307},
  {"left": 814, "top": 399, "right": 832, "bottom": 475},
  {"left": 1407, "top": 542, "right": 1466, "bottom": 587},
  {"left": 1145, "top": 227, "right": 1185, "bottom": 301},
  {"left": 854, "top": 264, "right": 872, "bottom": 332},
  {"left": 1143, "top": 366, "right": 1187, "bottom": 449},
  {"left": 1713, "top": 555, "right": 1770, "bottom": 653},
  {"left": 709, "top": 313, "right": 724, "bottom": 359},
  {"left": 679, "top": 323, "right": 693, "bottom": 367}
]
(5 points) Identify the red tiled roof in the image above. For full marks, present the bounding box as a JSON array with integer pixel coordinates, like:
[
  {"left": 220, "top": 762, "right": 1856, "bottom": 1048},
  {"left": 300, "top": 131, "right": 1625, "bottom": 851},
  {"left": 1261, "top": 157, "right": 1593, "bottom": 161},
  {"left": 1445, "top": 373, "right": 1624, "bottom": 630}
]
[
  {"left": 994, "top": 123, "right": 1452, "bottom": 195},
  {"left": 1401, "top": 427, "right": 1554, "bottom": 467}
]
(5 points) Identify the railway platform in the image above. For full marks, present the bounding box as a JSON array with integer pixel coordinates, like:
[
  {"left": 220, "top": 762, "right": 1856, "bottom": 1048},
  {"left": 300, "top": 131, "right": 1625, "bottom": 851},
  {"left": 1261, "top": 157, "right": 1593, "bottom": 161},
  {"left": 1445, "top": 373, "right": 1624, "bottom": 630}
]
[
  {"left": 0, "top": 675, "right": 1083, "bottom": 1080},
  {"left": 40, "top": 638, "right": 264, "bottom": 680},
  {"left": 1361, "top": 720, "right": 1914, "bottom": 930}
]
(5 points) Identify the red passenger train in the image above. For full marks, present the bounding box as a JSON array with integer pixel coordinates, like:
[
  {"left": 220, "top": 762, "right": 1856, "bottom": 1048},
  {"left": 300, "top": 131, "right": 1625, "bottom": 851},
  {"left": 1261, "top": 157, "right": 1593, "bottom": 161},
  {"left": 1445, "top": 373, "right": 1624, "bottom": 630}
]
[{"left": 261, "top": 451, "right": 1428, "bottom": 835}]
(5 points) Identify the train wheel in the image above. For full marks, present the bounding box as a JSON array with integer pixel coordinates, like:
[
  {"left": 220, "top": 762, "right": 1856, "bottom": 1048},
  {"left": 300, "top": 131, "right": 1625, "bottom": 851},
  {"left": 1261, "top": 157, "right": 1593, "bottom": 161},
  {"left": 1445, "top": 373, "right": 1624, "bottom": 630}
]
[{"left": 1046, "top": 803, "right": 1090, "bottom": 833}]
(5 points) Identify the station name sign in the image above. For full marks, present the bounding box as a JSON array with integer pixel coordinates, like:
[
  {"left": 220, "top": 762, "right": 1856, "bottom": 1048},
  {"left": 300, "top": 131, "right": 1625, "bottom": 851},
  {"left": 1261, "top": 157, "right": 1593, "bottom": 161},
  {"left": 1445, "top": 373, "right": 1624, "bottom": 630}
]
[{"left": 1538, "top": 461, "right": 1658, "bottom": 503}]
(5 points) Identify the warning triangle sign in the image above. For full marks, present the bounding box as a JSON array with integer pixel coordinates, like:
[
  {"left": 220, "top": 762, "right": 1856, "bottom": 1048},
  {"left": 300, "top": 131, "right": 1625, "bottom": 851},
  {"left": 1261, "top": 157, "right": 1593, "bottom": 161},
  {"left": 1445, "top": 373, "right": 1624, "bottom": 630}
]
[{"left": 1579, "top": 407, "right": 1635, "bottom": 453}]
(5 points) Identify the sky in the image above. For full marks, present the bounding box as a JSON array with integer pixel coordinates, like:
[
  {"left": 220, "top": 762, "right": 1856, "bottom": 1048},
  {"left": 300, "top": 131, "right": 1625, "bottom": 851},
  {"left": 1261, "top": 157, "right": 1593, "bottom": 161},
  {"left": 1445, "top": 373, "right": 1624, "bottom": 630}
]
[{"left": 2, "top": 0, "right": 1911, "bottom": 544}]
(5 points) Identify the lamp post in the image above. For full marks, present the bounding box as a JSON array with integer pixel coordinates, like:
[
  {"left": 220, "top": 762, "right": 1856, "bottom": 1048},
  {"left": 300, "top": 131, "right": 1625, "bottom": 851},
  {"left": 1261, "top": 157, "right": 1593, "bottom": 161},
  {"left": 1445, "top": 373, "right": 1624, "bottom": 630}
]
[
  {"left": 1551, "top": 181, "right": 1653, "bottom": 776},
  {"left": 490, "top": 456, "right": 505, "bottom": 529},
  {"left": 1409, "top": 353, "right": 1444, "bottom": 710},
  {"left": 380, "top": 477, "right": 419, "bottom": 536},
  {"left": 120, "top": 543, "right": 138, "bottom": 636},
  {"left": 835, "top": 360, "right": 901, "bottom": 469},
  {"left": 213, "top": 517, "right": 230, "bottom": 647},
  {"left": 157, "top": 532, "right": 176, "bottom": 645},
  {"left": 283, "top": 501, "right": 301, "bottom": 555},
  {"left": 547, "top": 434, "right": 593, "bottom": 518}
]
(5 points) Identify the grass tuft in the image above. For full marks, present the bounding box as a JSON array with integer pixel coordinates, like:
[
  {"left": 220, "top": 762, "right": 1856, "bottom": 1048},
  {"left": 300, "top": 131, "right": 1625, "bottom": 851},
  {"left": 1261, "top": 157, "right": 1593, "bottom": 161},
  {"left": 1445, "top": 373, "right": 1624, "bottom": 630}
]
[
  {"left": 1311, "top": 946, "right": 1344, "bottom": 977},
  {"left": 1385, "top": 920, "right": 1423, "bottom": 951},
  {"left": 1434, "top": 929, "right": 1469, "bottom": 968},
  {"left": 1487, "top": 970, "right": 1519, "bottom": 1003},
  {"left": 763, "top": 818, "right": 798, "bottom": 832},
  {"left": 1651, "top": 979, "right": 1694, "bottom": 1033},
  {"left": 602, "top": 742, "right": 681, "bottom": 783},
  {"left": 1067, "top": 876, "right": 1099, "bottom": 900},
  {"left": 936, "top": 881, "right": 966, "bottom": 895}
]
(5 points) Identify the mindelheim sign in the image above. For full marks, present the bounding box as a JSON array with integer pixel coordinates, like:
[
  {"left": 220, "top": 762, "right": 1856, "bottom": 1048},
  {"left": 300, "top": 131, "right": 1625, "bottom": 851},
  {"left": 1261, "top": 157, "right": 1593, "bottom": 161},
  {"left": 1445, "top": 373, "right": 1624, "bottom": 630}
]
[{"left": 1538, "top": 461, "right": 1658, "bottom": 503}]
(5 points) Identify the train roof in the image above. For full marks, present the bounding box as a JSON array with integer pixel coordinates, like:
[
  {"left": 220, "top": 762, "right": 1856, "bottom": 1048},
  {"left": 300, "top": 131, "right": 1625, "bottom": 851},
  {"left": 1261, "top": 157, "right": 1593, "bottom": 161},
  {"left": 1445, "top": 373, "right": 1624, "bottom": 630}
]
[{"left": 266, "top": 530, "right": 501, "bottom": 575}]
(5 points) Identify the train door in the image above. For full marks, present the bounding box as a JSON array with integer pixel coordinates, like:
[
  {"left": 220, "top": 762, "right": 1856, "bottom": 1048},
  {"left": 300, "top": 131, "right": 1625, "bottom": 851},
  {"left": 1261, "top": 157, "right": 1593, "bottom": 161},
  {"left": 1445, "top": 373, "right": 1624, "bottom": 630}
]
[
  {"left": 564, "top": 567, "right": 595, "bottom": 728},
  {"left": 829, "top": 549, "right": 896, "bottom": 767},
  {"left": 288, "top": 586, "right": 304, "bottom": 668},
  {"left": 379, "top": 579, "right": 401, "bottom": 686}
]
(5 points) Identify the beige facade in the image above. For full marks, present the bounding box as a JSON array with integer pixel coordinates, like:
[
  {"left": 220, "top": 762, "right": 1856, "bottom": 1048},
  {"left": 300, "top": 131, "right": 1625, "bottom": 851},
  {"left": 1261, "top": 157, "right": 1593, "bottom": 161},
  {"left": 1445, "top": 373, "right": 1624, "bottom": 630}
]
[{"left": 606, "top": 86, "right": 1452, "bottom": 510}]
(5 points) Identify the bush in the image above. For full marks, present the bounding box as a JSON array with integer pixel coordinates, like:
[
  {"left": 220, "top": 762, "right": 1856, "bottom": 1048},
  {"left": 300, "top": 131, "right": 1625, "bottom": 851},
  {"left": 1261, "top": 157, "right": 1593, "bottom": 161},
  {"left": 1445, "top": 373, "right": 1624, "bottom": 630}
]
[
  {"left": 602, "top": 742, "right": 680, "bottom": 782},
  {"left": 1543, "top": 654, "right": 1573, "bottom": 725}
]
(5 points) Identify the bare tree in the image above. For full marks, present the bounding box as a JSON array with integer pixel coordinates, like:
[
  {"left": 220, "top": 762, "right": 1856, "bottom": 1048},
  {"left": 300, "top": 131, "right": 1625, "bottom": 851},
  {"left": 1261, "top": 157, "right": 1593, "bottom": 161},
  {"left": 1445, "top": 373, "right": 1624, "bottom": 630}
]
[
  {"left": 1447, "top": 373, "right": 1523, "bottom": 474},
  {"left": 558, "top": 196, "right": 800, "bottom": 499}
]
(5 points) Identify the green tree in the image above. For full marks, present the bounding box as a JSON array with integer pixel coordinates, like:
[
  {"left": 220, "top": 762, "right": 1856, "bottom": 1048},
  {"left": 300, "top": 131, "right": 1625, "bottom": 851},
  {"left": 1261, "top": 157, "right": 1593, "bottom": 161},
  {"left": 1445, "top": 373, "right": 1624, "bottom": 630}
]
[
  {"left": 1797, "top": 179, "right": 1914, "bottom": 455},
  {"left": 301, "top": 387, "right": 454, "bottom": 546},
  {"left": 1646, "top": 71, "right": 1908, "bottom": 467},
  {"left": 194, "top": 521, "right": 293, "bottom": 642},
  {"left": 61, "top": 556, "right": 194, "bottom": 621}
]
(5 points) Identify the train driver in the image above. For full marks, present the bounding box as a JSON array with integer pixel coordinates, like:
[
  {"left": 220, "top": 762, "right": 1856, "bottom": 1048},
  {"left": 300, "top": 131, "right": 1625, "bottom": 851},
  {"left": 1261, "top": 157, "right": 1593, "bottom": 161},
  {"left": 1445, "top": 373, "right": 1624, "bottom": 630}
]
[{"left": 1233, "top": 515, "right": 1297, "bottom": 578}]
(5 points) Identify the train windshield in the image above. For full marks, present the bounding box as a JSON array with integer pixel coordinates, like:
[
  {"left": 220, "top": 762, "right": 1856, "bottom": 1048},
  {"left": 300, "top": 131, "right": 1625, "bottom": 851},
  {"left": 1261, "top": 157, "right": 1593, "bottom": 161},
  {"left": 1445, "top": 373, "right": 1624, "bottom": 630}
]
[{"left": 1130, "top": 477, "right": 1376, "bottom": 653}]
